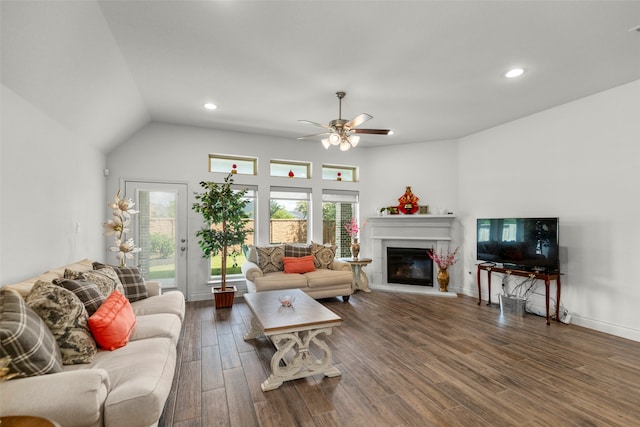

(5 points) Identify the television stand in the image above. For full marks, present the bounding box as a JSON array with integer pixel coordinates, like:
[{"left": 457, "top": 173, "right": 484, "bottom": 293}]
[{"left": 476, "top": 264, "right": 561, "bottom": 325}]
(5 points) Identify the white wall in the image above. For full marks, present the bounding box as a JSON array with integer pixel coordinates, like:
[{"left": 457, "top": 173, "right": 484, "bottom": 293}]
[
  {"left": 458, "top": 80, "right": 640, "bottom": 341},
  {"left": 0, "top": 85, "right": 106, "bottom": 285},
  {"left": 106, "top": 122, "right": 368, "bottom": 301}
]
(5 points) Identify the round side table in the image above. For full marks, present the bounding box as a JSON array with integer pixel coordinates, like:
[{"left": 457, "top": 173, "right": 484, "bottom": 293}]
[{"left": 340, "top": 257, "right": 372, "bottom": 292}]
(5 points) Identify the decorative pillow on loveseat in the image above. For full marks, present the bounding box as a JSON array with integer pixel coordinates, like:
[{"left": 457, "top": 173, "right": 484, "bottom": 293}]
[
  {"left": 311, "top": 242, "right": 337, "bottom": 269},
  {"left": 256, "top": 245, "right": 285, "bottom": 273},
  {"left": 88, "top": 290, "right": 136, "bottom": 351},
  {"left": 25, "top": 280, "right": 97, "bottom": 365},
  {"left": 93, "top": 262, "right": 148, "bottom": 302},
  {"left": 0, "top": 288, "right": 63, "bottom": 377},
  {"left": 284, "top": 243, "right": 312, "bottom": 258},
  {"left": 283, "top": 255, "right": 316, "bottom": 274}
]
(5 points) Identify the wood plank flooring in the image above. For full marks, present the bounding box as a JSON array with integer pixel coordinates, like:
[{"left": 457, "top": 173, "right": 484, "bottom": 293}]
[{"left": 159, "top": 291, "right": 640, "bottom": 427}]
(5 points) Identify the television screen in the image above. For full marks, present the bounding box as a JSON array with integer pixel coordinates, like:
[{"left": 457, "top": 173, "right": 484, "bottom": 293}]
[{"left": 476, "top": 217, "right": 560, "bottom": 273}]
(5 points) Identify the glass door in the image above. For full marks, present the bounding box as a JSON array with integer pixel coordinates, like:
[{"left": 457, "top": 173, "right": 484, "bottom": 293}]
[{"left": 125, "top": 181, "right": 188, "bottom": 295}]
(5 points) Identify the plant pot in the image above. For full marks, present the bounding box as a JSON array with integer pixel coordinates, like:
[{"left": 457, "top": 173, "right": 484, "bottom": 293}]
[{"left": 213, "top": 285, "right": 237, "bottom": 308}]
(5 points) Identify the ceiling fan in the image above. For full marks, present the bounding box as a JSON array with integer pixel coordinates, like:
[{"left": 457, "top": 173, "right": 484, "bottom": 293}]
[{"left": 298, "top": 91, "right": 392, "bottom": 151}]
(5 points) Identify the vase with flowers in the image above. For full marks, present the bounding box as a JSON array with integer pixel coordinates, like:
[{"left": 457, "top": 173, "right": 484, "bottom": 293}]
[
  {"left": 428, "top": 247, "right": 459, "bottom": 292},
  {"left": 103, "top": 190, "right": 141, "bottom": 266},
  {"left": 344, "top": 217, "right": 361, "bottom": 260}
]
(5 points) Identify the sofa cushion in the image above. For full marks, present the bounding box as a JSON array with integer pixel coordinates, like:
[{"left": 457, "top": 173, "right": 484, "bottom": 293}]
[
  {"left": 93, "top": 263, "right": 148, "bottom": 302},
  {"left": 256, "top": 245, "right": 285, "bottom": 273},
  {"left": 65, "top": 267, "right": 125, "bottom": 297},
  {"left": 311, "top": 242, "right": 337, "bottom": 269},
  {"left": 68, "top": 337, "right": 176, "bottom": 427},
  {"left": 304, "top": 269, "right": 354, "bottom": 288},
  {"left": 25, "top": 280, "right": 97, "bottom": 365},
  {"left": 131, "top": 313, "right": 182, "bottom": 346},
  {"left": 53, "top": 278, "right": 105, "bottom": 316},
  {"left": 253, "top": 271, "right": 308, "bottom": 291},
  {"left": 0, "top": 288, "right": 63, "bottom": 377},
  {"left": 89, "top": 290, "right": 136, "bottom": 351},
  {"left": 130, "top": 291, "right": 185, "bottom": 322},
  {"left": 284, "top": 243, "right": 312, "bottom": 258},
  {"left": 283, "top": 255, "right": 316, "bottom": 274}
]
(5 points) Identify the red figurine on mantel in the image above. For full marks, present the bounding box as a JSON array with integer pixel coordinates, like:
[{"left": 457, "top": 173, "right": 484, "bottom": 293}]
[
  {"left": 288, "top": 170, "right": 294, "bottom": 178},
  {"left": 398, "top": 186, "right": 419, "bottom": 214}
]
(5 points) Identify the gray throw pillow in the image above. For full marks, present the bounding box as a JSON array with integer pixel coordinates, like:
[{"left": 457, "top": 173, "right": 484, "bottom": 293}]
[
  {"left": 25, "top": 281, "right": 97, "bottom": 365},
  {"left": 53, "top": 278, "right": 105, "bottom": 316},
  {"left": 0, "top": 288, "right": 63, "bottom": 378},
  {"left": 285, "top": 243, "right": 312, "bottom": 258},
  {"left": 93, "top": 263, "right": 148, "bottom": 302}
]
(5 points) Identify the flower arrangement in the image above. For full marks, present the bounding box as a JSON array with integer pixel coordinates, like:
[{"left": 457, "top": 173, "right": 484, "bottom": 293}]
[
  {"left": 103, "top": 190, "right": 141, "bottom": 266},
  {"left": 344, "top": 217, "right": 360, "bottom": 239},
  {"left": 428, "top": 247, "right": 459, "bottom": 270}
]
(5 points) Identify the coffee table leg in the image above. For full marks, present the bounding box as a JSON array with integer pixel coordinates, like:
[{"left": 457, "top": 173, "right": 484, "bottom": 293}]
[
  {"left": 243, "top": 316, "right": 263, "bottom": 341},
  {"left": 261, "top": 327, "right": 341, "bottom": 392}
]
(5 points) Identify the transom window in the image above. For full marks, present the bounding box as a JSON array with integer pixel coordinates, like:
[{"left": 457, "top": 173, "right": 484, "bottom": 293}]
[
  {"left": 209, "top": 154, "right": 257, "bottom": 175},
  {"left": 270, "top": 160, "right": 310, "bottom": 179}
]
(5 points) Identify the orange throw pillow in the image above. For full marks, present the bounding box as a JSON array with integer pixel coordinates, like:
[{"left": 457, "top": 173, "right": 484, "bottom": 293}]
[
  {"left": 283, "top": 255, "right": 316, "bottom": 274},
  {"left": 88, "top": 290, "right": 136, "bottom": 351}
]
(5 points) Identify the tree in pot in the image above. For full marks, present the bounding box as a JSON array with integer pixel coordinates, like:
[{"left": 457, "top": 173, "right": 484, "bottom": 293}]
[{"left": 193, "top": 172, "right": 252, "bottom": 308}]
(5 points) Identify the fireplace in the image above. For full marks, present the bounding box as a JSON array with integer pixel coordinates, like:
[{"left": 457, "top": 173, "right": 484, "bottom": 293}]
[{"left": 387, "top": 247, "right": 433, "bottom": 286}]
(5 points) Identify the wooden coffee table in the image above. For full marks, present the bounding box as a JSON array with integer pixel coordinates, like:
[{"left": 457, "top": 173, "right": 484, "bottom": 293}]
[{"left": 243, "top": 289, "right": 342, "bottom": 391}]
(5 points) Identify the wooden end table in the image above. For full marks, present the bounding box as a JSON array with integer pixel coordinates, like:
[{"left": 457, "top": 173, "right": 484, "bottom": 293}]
[
  {"left": 243, "top": 289, "right": 342, "bottom": 391},
  {"left": 341, "top": 257, "right": 372, "bottom": 292}
]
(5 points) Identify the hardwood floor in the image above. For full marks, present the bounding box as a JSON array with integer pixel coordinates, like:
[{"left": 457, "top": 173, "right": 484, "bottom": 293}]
[{"left": 159, "top": 291, "right": 640, "bottom": 427}]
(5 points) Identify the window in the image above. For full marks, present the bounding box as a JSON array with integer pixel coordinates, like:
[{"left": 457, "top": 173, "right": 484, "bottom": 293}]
[
  {"left": 209, "top": 154, "right": 257, "bottom": 175},
  {"left": 270, "top": 160, "right": 310, "bottom": 179},
  {"left": 322, "top": 190, "right": 359, "bottom": 257},
  {"left": 209, "top": 185, "right": 256, "bottom": 277},
  {"left": 322, "top": 164, "right": 357, "bottom": 182},
  {"left": 270, "top": 187, "right": 310, "bottom": 244}
]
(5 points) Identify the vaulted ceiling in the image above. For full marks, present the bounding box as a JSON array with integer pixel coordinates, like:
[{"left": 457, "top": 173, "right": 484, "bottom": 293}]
[{"left": 2, "top": 1, "right": 640, "bottom": 153}]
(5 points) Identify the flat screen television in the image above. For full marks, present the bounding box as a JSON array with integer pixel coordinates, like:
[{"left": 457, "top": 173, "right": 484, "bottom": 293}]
[{"left": 476, "top": 217, "right": 560, "bottom": 273}]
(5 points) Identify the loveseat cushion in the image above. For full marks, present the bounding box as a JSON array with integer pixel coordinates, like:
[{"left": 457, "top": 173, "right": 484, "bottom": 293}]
[
  {"left": 304, "top": 269, "right": 354, "bottom": 288},
  {"left": 0, "top": 288, "right": 63, "bottom": 377},
  {"left": 25, "top": 280, "right": 97, "bottom": 365},
  {"left": 256, "top": 245, "right": 285, "bottom": 273},
  {"left": 253, "top": 271, "right": 308, "bottom": 291},
  {"left": 130, "top": 291, "right": 185, "bottom": 322}
]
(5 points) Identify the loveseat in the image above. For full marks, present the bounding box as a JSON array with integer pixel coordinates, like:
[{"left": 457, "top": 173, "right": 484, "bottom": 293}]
[
  {"left": 0, "top": 259, "right": 185, "bottom": 427},
  {"left": 241, "top": 243, "right": 353, "bottom": 301}
]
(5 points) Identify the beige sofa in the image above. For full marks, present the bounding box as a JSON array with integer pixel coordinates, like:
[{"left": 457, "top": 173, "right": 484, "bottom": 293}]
[
  {"left": 241, "top": 243, "right": 353, "bottom": 301},
  {"left": 0, "top": 259, "right": 185, "bottom": 427}
]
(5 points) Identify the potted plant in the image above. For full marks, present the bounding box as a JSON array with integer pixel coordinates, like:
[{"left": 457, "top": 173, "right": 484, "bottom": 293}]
[{"left": 193, "top": 172, "right": 252, "bottom": 308}]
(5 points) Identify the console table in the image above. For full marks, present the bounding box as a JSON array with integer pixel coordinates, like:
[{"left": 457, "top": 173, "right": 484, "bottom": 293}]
[{"left": 477, "top": 264, "right": 561, "bottom": 325}]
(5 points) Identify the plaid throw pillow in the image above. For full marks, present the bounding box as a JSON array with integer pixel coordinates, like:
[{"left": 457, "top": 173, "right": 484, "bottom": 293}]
[
  {"left": 256, "top": 245, "right": 285, "bottom": 273},
  {"left": 53, "top": 278, "right": 105, "bottom": 316},
  {"left": 93, "top": 263, "right": 148, "bottom": 302},
  {"left": 284, "top": 244, "right": 312, "bottom": 258},
  {"left": 65, "top": 267, "right": 125, "bottom": 297},
  {"left": 0, "top": 288, "right": 63, "bottom": 377}
]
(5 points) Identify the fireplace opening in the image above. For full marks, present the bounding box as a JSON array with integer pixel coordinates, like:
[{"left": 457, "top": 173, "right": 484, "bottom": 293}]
[{"left": 386, "top": 247, "right": 433, "bottom": 286}]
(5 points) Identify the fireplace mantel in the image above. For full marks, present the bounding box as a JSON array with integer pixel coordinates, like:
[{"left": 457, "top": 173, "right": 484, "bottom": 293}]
[{"left": 364, "top": 215, "right": 456, "bottom": 289}]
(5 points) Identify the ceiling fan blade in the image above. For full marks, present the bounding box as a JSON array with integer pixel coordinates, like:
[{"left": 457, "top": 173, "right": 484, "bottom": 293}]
[
  {"left": 345, "top": 113, "right": 372, "bottom": 129},
  {"left": 297, "top": 132, "right": 331, "bottom": 140},
  {"left": 350, "top": 128, "right": 392, "bottom": 135},
  {"left": 298, "top": 120, "right": 331, "bottom": 129}
]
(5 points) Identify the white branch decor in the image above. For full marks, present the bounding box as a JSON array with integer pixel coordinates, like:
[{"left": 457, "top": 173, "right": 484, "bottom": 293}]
[{"left": 103, "top": 190, "right": 140, "bottom": 266}]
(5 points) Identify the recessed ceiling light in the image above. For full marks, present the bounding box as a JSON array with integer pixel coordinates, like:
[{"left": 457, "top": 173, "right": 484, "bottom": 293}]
[
  {"left": 203, "top": 103, "right": 217, "bottom": 110},
  {"left": 505, "top": 68, "right": 525, "bottom": 78}
]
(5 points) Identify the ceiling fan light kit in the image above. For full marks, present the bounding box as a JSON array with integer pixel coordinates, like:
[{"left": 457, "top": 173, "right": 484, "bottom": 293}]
[{"left": 298, "top": 91, "right": 391, "bottom": 151}]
